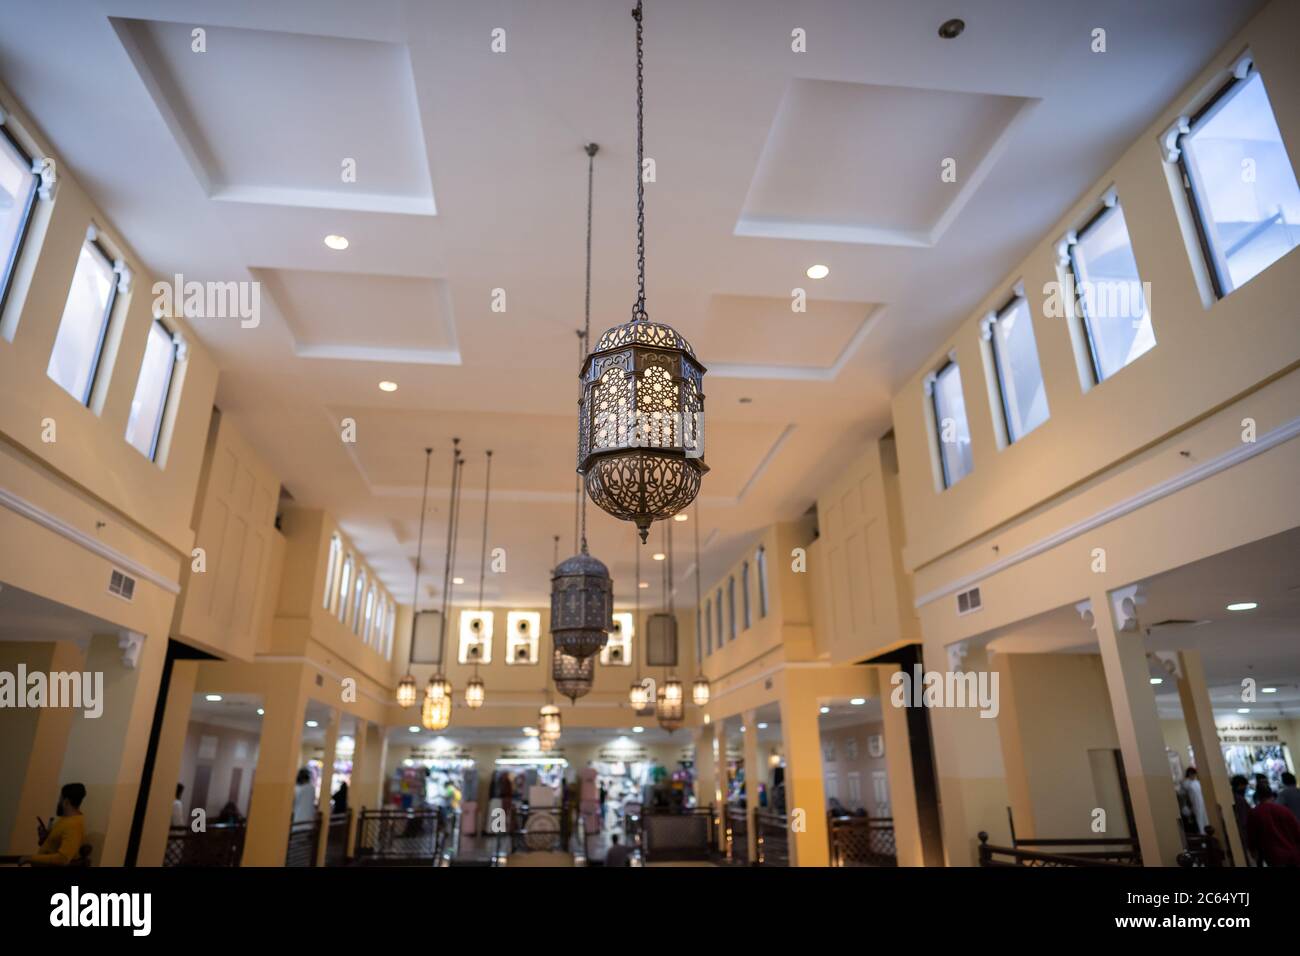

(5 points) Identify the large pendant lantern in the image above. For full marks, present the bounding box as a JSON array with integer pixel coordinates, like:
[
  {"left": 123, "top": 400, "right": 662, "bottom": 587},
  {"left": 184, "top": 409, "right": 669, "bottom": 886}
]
[
  {"left": 464, "top": 676, "right": 485, "bottom": 709},
  {"left": 422, "top": 691, "right": 451, "bottom": 732},
  {"left": 551, "top": 144, "right": 614, "bottom": 661},
  {"left": 396, "top": 448, "right": 434, "bottom": 707},
  {"left": 552, "top": 647, "right": 595, "bottom": 702},
  {"left": 577, "top": 0, "right": 706, "bottom": 544},
  {"left": 655, "top": 685, "right": 684, "bottom": 733},
  {"left": 425, "top": 440, "right": 464, "bottom": 732},
  {"left": 539, "top": 704, "right": 562, "bottom": 747},
  {"left": 692, "top": 676, "right": 711, "bottom": 706}
]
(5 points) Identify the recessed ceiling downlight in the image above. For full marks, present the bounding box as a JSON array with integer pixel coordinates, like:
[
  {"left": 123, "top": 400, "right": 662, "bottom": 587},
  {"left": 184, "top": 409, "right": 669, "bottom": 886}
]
[
  {"left": 205, "top": 694, "right": 223, "bottom": 702},
  {"left": 806, "top": 264, "right": 829, "bottom": 279},
  {"left": 850, "top": 697, "right": 866, "bottom": 706},
  {"left": 379, "top": 381, "right": 398, "bottom": 392},
  {"left": 324, "top": 234, "right": 349, "bottom": 250},
  {"left": 938, "top": 18, "right": 965, "bottom": 39},
  {"left": 1226, "top": 602, "right": 1258, "bottom": 611}
]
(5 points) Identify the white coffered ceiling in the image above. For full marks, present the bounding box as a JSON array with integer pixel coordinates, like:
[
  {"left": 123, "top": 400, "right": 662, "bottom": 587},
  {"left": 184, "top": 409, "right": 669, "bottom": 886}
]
[{"left": 0, "top": 0, "right": 1263, "bottom": 607}]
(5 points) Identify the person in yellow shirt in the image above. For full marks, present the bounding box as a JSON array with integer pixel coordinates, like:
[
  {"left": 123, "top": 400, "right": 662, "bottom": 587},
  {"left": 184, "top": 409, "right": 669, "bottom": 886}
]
[{"left": 21, "top": 783, "right": 87, "bottom": 866}]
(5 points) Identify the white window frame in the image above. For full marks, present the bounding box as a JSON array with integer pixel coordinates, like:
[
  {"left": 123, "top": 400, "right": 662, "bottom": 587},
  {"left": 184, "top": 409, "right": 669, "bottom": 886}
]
[
  {"left": 756, "top": 546, "right": 769, "bottom": 619},
  {"left": 602, "top": 612, "right": 633, "bottom": 665},
  {"left": 323, "top": 535, "right": 342, "bottom": 611},
  {"left": 47, "top": 229, "right": 121, "bottom": 406},
  {"left": 505, "top": 611, "right": 540, "bottom": 665},
  {"left": 0, "top": 115, "right": 41, "bottom": 321},
  {"left": 458, "top": 610, "right": 494, "bottom": 663},
  {"left": 337, "top": 556, "right": 353, "bottom": 624}
]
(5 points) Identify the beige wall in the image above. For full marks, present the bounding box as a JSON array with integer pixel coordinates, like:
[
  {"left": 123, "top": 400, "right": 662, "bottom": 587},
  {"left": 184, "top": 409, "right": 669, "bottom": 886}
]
[
  {"left": 178, "top": 719, "right": 261, "bottom": 819},
  {"left": 819, "top": 720, "right": 889, "bottom": 812},
  {"left": 891, "top": 0, "right": 1300, "bottom": 579}
]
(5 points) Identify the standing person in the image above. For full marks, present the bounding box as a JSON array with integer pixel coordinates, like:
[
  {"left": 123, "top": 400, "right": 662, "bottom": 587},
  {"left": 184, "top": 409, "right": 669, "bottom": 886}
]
[
  {"left": 1182, "top": 767, "right": 1209, "bottom": 833},
  {"left": 604, "top": 833, "right": 631, "bottom": 867},
  {"left": 1246, "top": 785, "right": 1300, "bottom": 866},
  {"left": 292, "top": 768, "right": 317, "bottom": 823},
  {"left": 332, "top": 780, "right": 349, "bottom": 815},
  {"left": 1277, "top": 772, "right": 1300, "bottom": 822},
  {"left": 20, "top": 783, "right": 87, "bottom": 866},
  {"left": 171, "top": 783, "right": 186, "bottom": 828},
  {"left": 1231, "top": 775, "right": 1254, "bottom": 865}
]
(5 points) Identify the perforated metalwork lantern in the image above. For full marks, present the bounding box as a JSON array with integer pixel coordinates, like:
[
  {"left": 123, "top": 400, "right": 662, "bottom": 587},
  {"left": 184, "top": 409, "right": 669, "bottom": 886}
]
[
  {"left": 539, "top": 704, "right": 562, "bottom": 740},
  {"left": 464, "top": 676, "right": 485, "bottom": 709},
  {"left": 629, "top": 678, "right": 650, "bottom": 709},
  {"left": 663, "top": 676, "right": 683, "bottom": 703},
  {"left": 422, "top": 693, "right": 451, "bottom": 732},
  {"left": 655, "top": 685, "right": 684, "bottom": 733},
  {"left": 553, "top": 647, "right": 595, "bottom": 702},
  {"left": 578, "top": 321, "right": 707, "bottom": 542},
  {"left": 396, "top": 674, "right": 418, "bottom": 709},
  {"left": 550, "top": 551, "right": 613, "bottom": 659},
  {"left": 692, "top": 676, "right": 711, "bottom": 706},
  {"left": 427, "top": 674, "right": 451, "bottom": 703}
]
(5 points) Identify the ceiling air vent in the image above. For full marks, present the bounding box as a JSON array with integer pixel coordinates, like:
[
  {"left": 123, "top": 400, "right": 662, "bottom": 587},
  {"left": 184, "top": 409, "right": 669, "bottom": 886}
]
[
  {"left": 956, "top": 586, "right": 982, "bottom": 616},
  {"left": 108, "top": 569, "right": 137, "bottom": 602}
]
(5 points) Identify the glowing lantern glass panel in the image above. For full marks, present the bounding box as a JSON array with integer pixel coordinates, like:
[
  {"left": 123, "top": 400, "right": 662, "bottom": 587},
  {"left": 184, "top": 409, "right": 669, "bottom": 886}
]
[
  {"left": 655, "top": 685, "right": 684, "bottom": 733},
  {"left": 464, "top": 677, "right": 485, "bottom": 709},
  {"left": 578, "top": 322, "right": 708, "bottom": 542},
  {"left": 396, "top": 674, "right": 417, "bottom": 708},
  {"left": 539, "top": 704, "right": 562, "bottom": 740},
  {"left": 692, "top": 676, "right": 711, "bottom": 706},
  {"left": 421, "top": 694, "right": 451, "bottom": 731}
]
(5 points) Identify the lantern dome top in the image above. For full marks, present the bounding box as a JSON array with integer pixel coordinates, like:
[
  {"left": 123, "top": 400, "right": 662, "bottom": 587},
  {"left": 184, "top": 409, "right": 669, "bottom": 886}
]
[
  {"left": 587, "top": 319, "right": 702, "bottom": 368},
  {"left": 553, "top": 551, "right": 611, "bottom": 580}
]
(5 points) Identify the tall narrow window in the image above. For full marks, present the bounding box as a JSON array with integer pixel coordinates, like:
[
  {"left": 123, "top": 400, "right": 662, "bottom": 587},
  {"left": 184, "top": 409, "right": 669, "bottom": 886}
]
[
  {"left": 337, "top": 557, "right": 352, "bottom": 624},
  {"left": 727, "top": 576, "right": 737, "bottom": 641},
  {"left": 124, "top": 320, "right": 178, "bottom": 460},
  {"left": 352, "top": 571, "right": 366, "bottom": 635},
  {"left": 715, "top": 589, "right": 723, "bottom": 645},
  {"left": 385, "top": 600, "right": 396, "bottom": 659},
  {"left": 363, "top": 585, "right": 376, "bottom": 643},
  {"left": 0, "top": 122, "right": 38, "bottom": 316},
  {"left": 696, "top": 608, "right": 703, "bottom": 663},
  {"left": 48, "top": 236, "right": 118, "bottom": 404},
  {"left": 986, "top": 294, "right": 1049, "bottom": 443},
  {"left": 1066, "top": 197, "right": 1155, "bottom": 383},
  {"left": 929, "top": 360, "right": 972, "bottom": 487},
  {"left": 1175, "top": 63, "right": 1300, "bottom": 297},
  {"left": 323, "top": 535, "right": 342, "bottom": 610},
  {"left": 741, "top": 561, "right": 752, "bottom": 630},
  {"left": 705, "top": 598, "right": 713, "bottom": 654},
  {"left": 756, "top": 546, "right": 769, "bottom": 619},
  {"left": 373, "top": 595, "right": 385, "bottom": 648}
]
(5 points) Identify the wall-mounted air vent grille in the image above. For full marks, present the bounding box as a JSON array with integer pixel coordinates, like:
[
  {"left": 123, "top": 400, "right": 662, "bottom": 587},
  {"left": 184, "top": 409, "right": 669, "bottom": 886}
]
[
  {"left": 956, "top": 586, "right": 982, "bottom": 616},
  {"left": 108, "top": 569, "right": 137, "bottom": 601}
]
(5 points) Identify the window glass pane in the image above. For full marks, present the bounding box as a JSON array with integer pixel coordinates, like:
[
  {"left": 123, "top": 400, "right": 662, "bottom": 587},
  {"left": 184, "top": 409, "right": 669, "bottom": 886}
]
[
  {"left": 705, "top": 599, "right": 712, "bottom": 654},
  {"left": 932, "top": 362, "right": 972, "bottom": 486},
  {"left": 124, "top": 321, "right": 176, "bottom": 459},
  {"left": 757, "top": 547, "right": 768, "bottom": 618},
  {"left": 1183, "top": 71, "right": 1300, "bottom": 295},
  {"left": 48, "top": 240, "right": 116, "bottom": 403},
  {"left": 728, "top": 577, "right": 736, "bottom": 641},
  {"left": 337, "top": 559, "right": 352, "bottom": 622},
  {"left": 1069, "top": 203, "right": 1155, "bottom": 381},
  {"left": 991, "top": 298, "right": 1049, "bottom": 442},
  {"left": 742, "top": 562, "right": 751, "bottom": 629},
  {"left": 0, "top": 130, "right": 38, "bottom": 307}
]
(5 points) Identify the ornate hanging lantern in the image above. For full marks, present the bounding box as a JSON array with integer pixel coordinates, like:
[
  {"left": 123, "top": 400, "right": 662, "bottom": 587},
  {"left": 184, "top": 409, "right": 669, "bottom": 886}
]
[
  {"left": 464, "top": 676, "right": 485, "bottom": 709},
  {"left": 539, "top": 704, "right": 562, "bottom": 741},
  {"left": 655, "top": 685, "right": 684, "bottom": 733},
  {"left": 690, "top": 500, "right": 711, "bottom": 707},
  {"left": 422, "top": 692, "right": 451, "bottom": 732},
  {"left": 464, "top": 450, "right": 494, "bottom": 710},
  {"left": 396, "top": 448, "right": 434, "bottom": 707},
  {"left": 692, "top": 676, "right": 710, "bottom": 707},
  {"left": 551, "top": 145, "right": 614, "bottom": 661},
  {"left": 552, "top": 646, "right": 594, "bottom": 702},
  {"left": 663, "top": 677, "right": 683, "bottom": 703},
  {"left": 578, "top": 1, "right": 706, "bottom": 543},
  {"left": 629, "top": 680, "right": 650, "bottom": 709},
  {"left": 426, "top": 440, "right": 464, "bottom": 731}
]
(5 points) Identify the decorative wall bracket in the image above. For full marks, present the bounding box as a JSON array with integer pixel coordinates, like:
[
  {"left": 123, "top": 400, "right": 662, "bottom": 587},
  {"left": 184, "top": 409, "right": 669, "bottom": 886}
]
[{"left": 118, "top": 630, "right": 145, "bottom": 669}]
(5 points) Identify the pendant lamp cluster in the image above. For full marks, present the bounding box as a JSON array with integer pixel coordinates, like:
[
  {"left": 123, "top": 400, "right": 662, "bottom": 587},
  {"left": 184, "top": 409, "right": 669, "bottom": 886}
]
[
  {"left": 423, "top": 439, "right": 464, "bottom": 732},
  {"left": 395, "top": 447, "right": 434, "bottom": 710},
  {"left": 577, "top": 0, "right": 707, "bottom": 545},
  {"left": 465, "top": 449, "right": 493, "bottom": 710}
]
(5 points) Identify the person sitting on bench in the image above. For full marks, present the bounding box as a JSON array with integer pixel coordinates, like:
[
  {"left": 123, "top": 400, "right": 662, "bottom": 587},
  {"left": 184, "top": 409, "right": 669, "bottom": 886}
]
[{"left": 22, "top": 783, "right": 87, "bottom": 866}]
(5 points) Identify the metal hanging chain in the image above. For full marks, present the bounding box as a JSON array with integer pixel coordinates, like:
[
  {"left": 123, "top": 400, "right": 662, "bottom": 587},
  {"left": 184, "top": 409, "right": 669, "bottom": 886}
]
[
  {"left": 693, "top": 500, "right": 702, "bottom": 613},
  {"left": 474, "top": 449, "right": 493, "bottom": 678},
  {"left": 574, "top": 329, "right": 585, "bottom": 555},
  {"left": 579, "top": 141, "right": 597, "bottom": 549},
  {"left": 661, "top": 519, "right": 669, "bottom": 612},
  {"left": 631, "top": 1, "right": 647, "bottom": 322},
  {"left": 552, "top": 534, "right": 560, "bottom": 572},
  {"left": 634, "top": 531, "right": 641, "bottom": 684},
  {"left": 446, "top": 455, "right": 467, "bottom": 638},
  {"left": 407, "top": 447, "right": 433, "bottom": 667},
  {"left": 436, "top": 439, "right": 461, "bottom": 667},
  {"left": 667, "top": 514, "right": 674, "bottom": 613}
]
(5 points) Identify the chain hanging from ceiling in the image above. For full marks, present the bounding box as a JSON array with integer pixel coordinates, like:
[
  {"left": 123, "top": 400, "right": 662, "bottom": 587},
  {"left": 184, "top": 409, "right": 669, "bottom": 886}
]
[
  {"left": 551, "top": 143, "right": 614, "bottom": 664},
  {"left": 423, "top": 440, "right": 462, "bottom": 731},
  {"left": 397, "top": 447, "right": 433, "bottom": 708},
  {"left": 465, "top": 449, "right": 493, "bottom": 710},
  {"left": 577, "top": 0, "right": 707, "bottom": 544}
]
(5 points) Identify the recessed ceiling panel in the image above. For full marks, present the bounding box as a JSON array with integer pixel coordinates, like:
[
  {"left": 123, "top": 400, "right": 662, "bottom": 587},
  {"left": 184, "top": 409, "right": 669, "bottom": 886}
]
[
  {"left": 737, "top": 78, "right": 1034, "bottom": 246},
  {"left": 696, "top": 294, "right": 874, "bottom": 369},
  {"left": 253, "top": 268, "right": 457, "bottom": 363},
  {"left": 112, "top": 17, "right": 435, "bottom": 215}
]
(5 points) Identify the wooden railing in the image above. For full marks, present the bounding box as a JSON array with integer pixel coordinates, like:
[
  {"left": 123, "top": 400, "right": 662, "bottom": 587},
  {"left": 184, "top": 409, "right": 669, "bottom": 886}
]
[
  {"left": 285, "top": 814, "right": 322, "bottom": 867},
  {"left": 352, "top": 808, "right": 445, "bottom": 865},
  {"left": 828, "top": 814, "right": 897, "bottom": 867},
  {"left": 642, "top": 807, "right": 715, "bottom": 863},
  {"left": 977, "top": 831, "right": 1140, "bottom": 867},
  {"left": 725, "top": 806, "right": 749, "bottom": 865},
  {"left": 755, "top": 810, "right": 788, "bottom": 866},
  {"left": 164, "top": 821, "right": 247, "bottom": 867}
]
